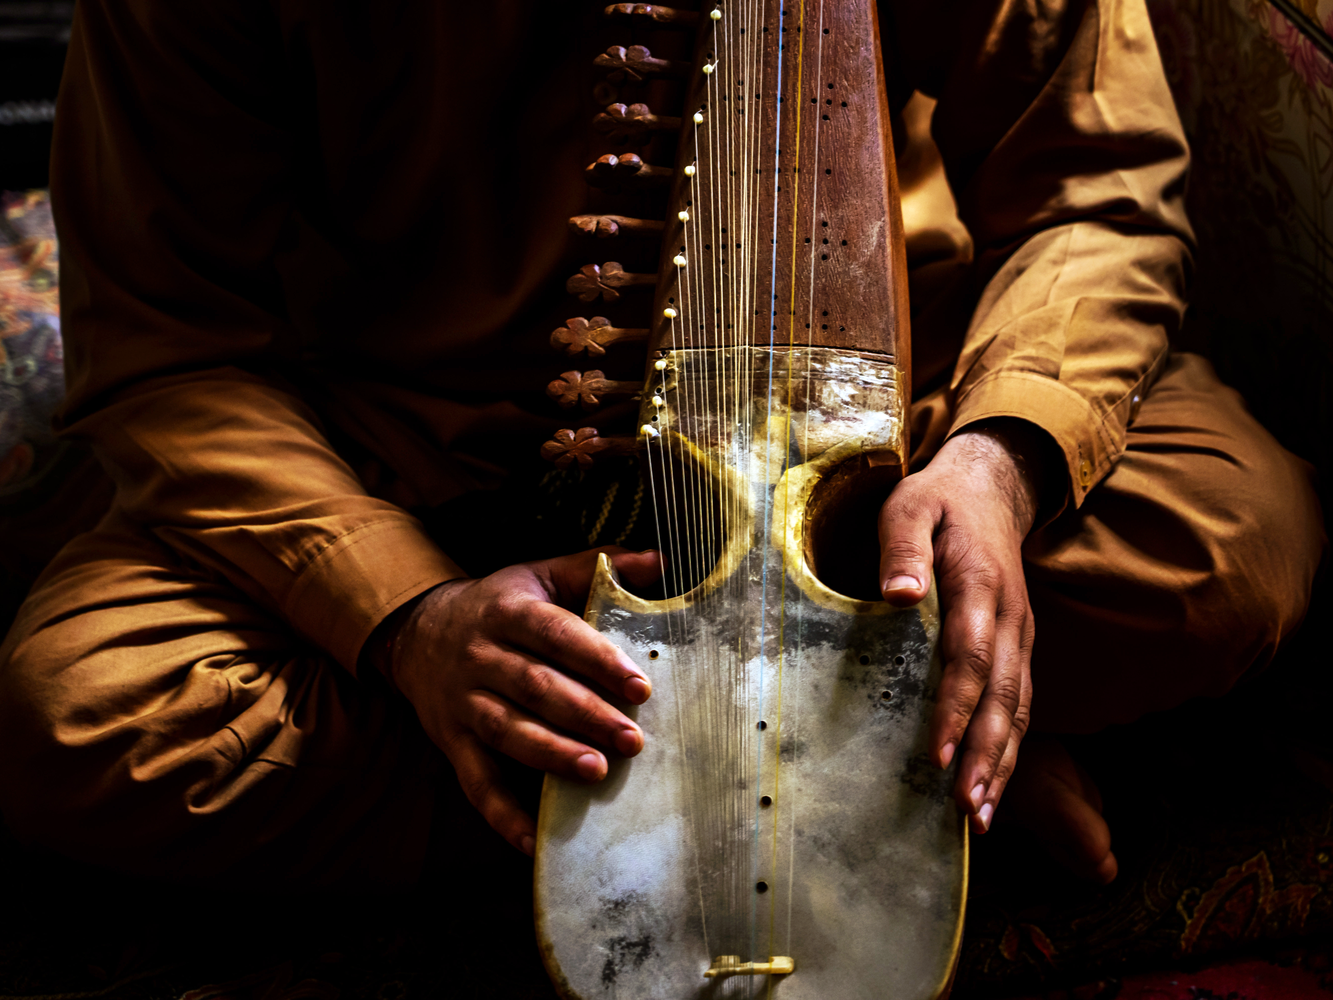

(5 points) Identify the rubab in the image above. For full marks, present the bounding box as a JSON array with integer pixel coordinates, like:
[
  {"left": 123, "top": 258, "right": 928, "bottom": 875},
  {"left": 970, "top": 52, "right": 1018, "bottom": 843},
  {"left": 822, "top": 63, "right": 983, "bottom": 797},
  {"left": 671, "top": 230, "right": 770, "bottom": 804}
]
[{"left": 536, "top": 2, "right": 966, "bottom": 996}]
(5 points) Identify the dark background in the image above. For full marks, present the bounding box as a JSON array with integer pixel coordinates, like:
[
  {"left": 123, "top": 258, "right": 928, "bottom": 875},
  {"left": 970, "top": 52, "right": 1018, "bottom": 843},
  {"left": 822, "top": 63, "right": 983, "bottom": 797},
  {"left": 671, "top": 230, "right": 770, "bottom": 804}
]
[{"left": 0, "top": 1, "right": 72, "bottom": 191}]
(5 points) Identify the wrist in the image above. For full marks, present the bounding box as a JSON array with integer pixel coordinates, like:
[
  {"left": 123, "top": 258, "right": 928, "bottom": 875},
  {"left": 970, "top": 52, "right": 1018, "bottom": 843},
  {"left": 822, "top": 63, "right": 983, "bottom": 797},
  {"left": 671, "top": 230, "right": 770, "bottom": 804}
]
[
  {"left": 358, "top": 579, "right": 467, "bottom": 690},
  {"left": 943, "top": 419, "right": 1057, "bottom": 535}
]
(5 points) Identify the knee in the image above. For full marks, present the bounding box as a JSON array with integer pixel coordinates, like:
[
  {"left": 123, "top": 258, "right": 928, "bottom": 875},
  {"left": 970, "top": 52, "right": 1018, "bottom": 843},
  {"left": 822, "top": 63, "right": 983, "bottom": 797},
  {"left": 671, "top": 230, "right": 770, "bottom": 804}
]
[
  {"left": 1192, "top": 446, "right": 1325, "bottom": 685},
  {"left": 0, "top": 619, "right": 113, "bottom": 844}
]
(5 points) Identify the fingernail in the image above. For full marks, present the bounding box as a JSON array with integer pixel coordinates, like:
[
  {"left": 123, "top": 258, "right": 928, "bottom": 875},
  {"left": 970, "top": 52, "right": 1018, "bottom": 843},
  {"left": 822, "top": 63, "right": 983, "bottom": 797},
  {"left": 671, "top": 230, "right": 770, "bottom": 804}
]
[
  {"left": 576, "top": 752, "right": 606, "bottom": 781},
  {"left": 977, "top": 803, "right": 993, "bottom": 831},
  {"left": 940, "top": 742, "right": 955, "bottom": 768},
  {"left": 614, "top": 726, "right": 643, "bottom": 756},
  {"left": 624, "top": 676, "right": 651, "bottom": 703},
  {"left": 883, "top": 575, "right": 921, "bottom": 594},
  {"left": 969, "top": 783, "right": 987, "bottom": 812},
  {"left": 520, "top": 835, "right": 536, "bottom": 856}
]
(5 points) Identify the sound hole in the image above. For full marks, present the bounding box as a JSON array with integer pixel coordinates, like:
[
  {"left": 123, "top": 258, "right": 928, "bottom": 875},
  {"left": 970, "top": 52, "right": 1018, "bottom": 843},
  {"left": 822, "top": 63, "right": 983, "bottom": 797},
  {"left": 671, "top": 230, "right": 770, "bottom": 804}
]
[
  {"left": 643, "top": 449, "right": 729, "bottom": 599},
  {"left": 805, "top": 456, "right": 902, "bottom": 601}
]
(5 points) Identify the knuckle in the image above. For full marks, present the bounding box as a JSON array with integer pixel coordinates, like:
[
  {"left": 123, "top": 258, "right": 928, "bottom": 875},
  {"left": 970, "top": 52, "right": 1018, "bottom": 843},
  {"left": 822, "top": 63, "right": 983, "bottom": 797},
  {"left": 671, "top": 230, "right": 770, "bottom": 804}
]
[
  {"left": 515, "top": 662, "right": 557, "bottom": 707},
  {"left": 459, "top": 769, "right": 494, "bottom": 810},
  {"left": 986, "top": 672, "right": 1024, "bottom": 714},
  {"left": 955, "top": 645, "right": 994, "bottom": 683},
  {"left": 1010, "top": 700, "right": 1032, "bottom": 739},
  {"left": 472, "top": 698, "right": 512, "bottom": 749},
  {"left": 532, "top": 610, "right": 576, "bottom": 650}
]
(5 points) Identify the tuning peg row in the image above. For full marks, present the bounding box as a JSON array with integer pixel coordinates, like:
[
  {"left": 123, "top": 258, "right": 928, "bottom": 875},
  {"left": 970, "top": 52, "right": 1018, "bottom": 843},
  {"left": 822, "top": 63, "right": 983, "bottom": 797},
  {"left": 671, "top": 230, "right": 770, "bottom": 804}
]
[
  {"left": 595, "top": 44, "right": 690, "bottom": 83},
  {"left": 567, "top": 262, "right": 656, "bottom": 303},
  {"left": 603, "top": 3, "right": 699, "bottom": 28},
  {"left": 568, "top": 214, "right": 665, "bottom": 240},
  {"left": 551, "top": 317, "right": 649, "bottom": 357},
  {"left": 546, "top": 370, "right": 643, "bottom": 411},
  {"left": 585, "top": 153, "right": 673, "bottom": 192},
  {"left": 541, "top": 427, "right": 645, "bottom": 469},
  {"left": 594, "top": 102, "right": 680, "bottom": 144}
]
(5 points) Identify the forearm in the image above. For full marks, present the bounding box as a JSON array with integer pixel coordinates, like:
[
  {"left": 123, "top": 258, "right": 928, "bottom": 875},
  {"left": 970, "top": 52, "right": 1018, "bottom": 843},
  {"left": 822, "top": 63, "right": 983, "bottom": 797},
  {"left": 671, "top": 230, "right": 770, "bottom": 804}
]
[{"left": 69, "top": 369, "right": 464, "bottom": 672}]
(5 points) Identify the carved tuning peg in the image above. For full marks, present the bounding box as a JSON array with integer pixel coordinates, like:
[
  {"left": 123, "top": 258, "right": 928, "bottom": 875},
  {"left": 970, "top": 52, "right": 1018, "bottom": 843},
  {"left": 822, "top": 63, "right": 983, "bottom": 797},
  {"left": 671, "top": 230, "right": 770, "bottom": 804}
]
[
  {"left": 595, "top": 45, "right": 690, "bottom": 84},
  {"left": 603, "top": 4, "right": 700, "bottom": 29},
  {"left": 567, "top": 262, "right": 656, "bottom": 303},
  {"left": 541, "top": 427, "right": 645, "bottom": 469},
  {"left": 551, "top": 317, "right": 650, "bottom": 357},
  {"left": 569, "top": 214, "right": 666, "bottom": 240},
  {"left": 593, "top": 103, "right": 681, "bottom": 145},
  {"left": 547, "top": 370, "right": 644, "bottom": 411},
  {"left": 585, "top": 153, "right": 672, "bottom": 192}
]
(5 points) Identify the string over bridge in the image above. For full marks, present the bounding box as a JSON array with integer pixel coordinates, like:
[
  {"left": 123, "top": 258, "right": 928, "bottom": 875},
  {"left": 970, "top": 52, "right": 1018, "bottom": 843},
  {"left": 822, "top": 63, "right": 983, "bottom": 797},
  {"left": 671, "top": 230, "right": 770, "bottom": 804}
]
[{"left": 704, "top": 956, "right": 796, "bottom": 979}]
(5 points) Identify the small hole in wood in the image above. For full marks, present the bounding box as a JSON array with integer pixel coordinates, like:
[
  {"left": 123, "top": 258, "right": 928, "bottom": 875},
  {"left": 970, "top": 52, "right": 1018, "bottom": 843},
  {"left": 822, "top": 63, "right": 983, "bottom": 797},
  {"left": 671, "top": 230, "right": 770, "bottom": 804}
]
[
  {"left": 648, "top": 650, "right": 660, "bottom": 659},
  {"left": 859, "top": 654, "right": 870, "bottom": 665},
  {"left": 761, "top": 795, "right": 773, "bottom": 807},
  {"left": 821, "top": 254, "right": 828, "bottom": 260},
  {"left": 757, "top": 720, "right": 768, "bottom": 731},
  {"left": 823, "top": 27, "right": 829, "bottom": 33},
  {"left": 756, "top": 880, "right": 769, "bottom": 893},
  {"left": 825, "top": 168, "right": 832, "bottom": 175},
  {"left": 881, "top": 690, "right": 893, "bottom": 701},
  {"left": 895, "top": 655, "right": 906, "bottom": 666}
]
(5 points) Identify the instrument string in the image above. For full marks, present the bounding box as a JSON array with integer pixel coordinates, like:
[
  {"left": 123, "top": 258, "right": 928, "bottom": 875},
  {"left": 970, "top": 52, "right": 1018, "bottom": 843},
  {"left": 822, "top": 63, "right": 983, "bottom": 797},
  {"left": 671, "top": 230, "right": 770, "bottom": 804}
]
[
  {"left": 785, "top": 0, "right": 826, "bottom": 958},
  {"left": 767, "top": 0, "right": 806, "bottom": 974}
]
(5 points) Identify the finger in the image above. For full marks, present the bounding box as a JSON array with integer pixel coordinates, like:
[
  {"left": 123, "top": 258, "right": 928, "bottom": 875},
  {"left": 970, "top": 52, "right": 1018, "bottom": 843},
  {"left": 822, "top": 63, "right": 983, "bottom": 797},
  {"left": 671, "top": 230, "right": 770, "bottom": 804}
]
[
  {"left": 878, "top": 483, "right": 937, "bottom": 606},
  {"left": 971, "top": 655, "right": 1031, "bottom": 834},
  {"left": 952, "top": 593, "right": 1029, "bottom": 815},
  {"left": 508, "top": 598, "right": 653, "bottom": 704},
  {"left": 442, "top": 728, "right": 537, "bottom": 855},
  {"left": 466, "top": 688, "right": 611, "bottom": 784},
  {"left": 495, "top": 646, "right": 644, "bottom": 757},
  {"left": 971, "top": 726, "right": 1021, "bottom": 834},
  {"left": 930, "top": 573, "right": 998, "bottom": 775}
]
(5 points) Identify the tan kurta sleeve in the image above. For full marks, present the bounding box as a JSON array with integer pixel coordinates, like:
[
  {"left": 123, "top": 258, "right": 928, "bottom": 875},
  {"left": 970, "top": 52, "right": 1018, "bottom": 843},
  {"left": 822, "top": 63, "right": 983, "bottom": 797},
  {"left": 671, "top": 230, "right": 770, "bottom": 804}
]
[
  {"left": 51, "top": 0, "right": 463, "bottom": 672},
  {"left": 895, "top": 0, "right": 1194, "bottom": 506}
]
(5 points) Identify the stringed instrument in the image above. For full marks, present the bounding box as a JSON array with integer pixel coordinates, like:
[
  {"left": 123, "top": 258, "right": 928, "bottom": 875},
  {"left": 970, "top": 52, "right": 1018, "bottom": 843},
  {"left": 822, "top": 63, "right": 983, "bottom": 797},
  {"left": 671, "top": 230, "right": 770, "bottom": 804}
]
[{"left": 536, "top": 2, "right": 966, "bottom": 996}]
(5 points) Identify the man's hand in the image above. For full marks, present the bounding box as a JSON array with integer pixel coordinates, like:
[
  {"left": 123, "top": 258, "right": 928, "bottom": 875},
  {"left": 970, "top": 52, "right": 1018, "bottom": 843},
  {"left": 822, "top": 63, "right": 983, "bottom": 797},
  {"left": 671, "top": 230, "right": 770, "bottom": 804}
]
[
  {"left": 878, "top": 420, "right": 1054, "bottom": 832},
  {"left": 378, "top": 548, "right": 662, "bottom": 856}
]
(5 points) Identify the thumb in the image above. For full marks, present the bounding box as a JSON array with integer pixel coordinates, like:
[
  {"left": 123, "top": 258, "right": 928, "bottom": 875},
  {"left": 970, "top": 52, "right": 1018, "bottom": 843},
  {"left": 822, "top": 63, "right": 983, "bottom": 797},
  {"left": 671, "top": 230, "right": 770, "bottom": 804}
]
[
  {"left": 878, "top": 489, "right": 936, "bottom": 606},
  {"left": 538, "top": 546, "right": 661, "bottom": 608}
]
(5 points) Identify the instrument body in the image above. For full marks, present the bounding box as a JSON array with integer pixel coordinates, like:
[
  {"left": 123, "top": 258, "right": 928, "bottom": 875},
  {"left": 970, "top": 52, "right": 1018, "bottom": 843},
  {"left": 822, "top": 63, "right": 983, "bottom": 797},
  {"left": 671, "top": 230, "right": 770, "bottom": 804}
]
[{"left": 536, "top": 2, "right": 966, "bottom": 995}]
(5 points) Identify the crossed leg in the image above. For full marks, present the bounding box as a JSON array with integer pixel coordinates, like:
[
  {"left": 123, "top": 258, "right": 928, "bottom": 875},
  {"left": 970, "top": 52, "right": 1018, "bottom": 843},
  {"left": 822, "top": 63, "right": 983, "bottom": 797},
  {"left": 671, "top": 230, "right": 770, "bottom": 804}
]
[{"left": 0, "top": 506, "right": 443, "bottom": 884}]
